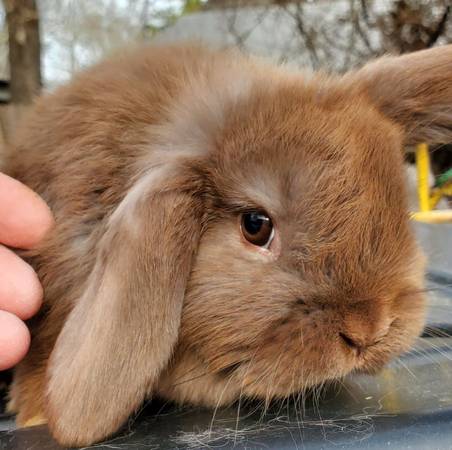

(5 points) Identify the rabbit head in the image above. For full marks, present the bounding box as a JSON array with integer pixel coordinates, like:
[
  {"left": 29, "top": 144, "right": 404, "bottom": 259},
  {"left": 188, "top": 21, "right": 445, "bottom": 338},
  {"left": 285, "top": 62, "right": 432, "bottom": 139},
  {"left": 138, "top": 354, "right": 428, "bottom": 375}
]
[
  {"left": 7, "top": 45, "right": 452, "bottom": 446},
  {"left": 157, "top": 58, "right": 430, "bottom": 405}
]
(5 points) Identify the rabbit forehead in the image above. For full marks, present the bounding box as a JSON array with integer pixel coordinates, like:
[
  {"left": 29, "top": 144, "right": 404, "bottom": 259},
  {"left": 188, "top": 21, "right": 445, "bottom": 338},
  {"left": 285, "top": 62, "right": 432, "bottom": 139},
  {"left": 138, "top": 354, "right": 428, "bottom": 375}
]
[{"left": 210, "top": 82, "right": 404, "bottom": 211}]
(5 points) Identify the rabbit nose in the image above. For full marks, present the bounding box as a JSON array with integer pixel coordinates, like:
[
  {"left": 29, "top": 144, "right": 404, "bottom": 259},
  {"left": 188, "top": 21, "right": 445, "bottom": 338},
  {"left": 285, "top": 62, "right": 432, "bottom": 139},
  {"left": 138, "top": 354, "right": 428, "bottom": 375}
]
[
  {"left": 339, "top": 332, "right": 363, "bottom": 352},
  {"left": 339, "top": 320, "right": 392, "bottom": 354}
]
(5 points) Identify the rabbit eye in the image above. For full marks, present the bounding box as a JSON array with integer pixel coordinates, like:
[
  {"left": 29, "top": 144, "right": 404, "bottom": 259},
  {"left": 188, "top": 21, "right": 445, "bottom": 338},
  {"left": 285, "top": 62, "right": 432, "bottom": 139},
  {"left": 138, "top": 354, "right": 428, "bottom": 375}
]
[{"left": 240, "top": 212, "right": 274, "bottom": 248}]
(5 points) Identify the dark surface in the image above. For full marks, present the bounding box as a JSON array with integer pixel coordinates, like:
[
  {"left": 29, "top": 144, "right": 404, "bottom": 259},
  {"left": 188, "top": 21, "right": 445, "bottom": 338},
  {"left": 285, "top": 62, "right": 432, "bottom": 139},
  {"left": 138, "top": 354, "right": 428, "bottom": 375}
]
[{"left": 1, "top": 222, "right": 452, "bottom": 450}]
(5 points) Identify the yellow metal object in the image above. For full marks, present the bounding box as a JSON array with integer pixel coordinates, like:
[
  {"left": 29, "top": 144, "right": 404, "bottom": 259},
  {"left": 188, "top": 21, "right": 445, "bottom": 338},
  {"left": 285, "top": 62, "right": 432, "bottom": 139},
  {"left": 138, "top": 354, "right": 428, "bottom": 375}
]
[
  {"left": 411, "top": 210, "right": 452, "bottom": 224},
  {"left": 416, "top": 143, "right": 431, "bottom": 212},
  {"left": 429, "top": 189, "right": 443, "bottom": 210},
  {"left": 412, "top": 143, "right": 452, "bottom": 223},
  {"left": 430, "top": 184, "right": 452, "bottom": 209}
]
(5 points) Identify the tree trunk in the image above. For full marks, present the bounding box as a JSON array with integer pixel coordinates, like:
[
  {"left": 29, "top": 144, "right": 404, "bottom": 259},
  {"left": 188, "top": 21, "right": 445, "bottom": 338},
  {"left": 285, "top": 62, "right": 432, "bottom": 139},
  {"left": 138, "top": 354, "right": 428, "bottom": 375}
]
[{"left": 3, "top": 0, "right": 41, "bottom": 104}]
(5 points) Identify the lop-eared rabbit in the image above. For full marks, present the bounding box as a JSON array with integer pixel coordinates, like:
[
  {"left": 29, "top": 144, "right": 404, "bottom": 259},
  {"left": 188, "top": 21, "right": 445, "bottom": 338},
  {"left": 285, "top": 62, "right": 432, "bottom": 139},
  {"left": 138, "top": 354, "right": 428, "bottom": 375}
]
[{"left": 5, "top": 44, "right": 452, "bottom": 446}]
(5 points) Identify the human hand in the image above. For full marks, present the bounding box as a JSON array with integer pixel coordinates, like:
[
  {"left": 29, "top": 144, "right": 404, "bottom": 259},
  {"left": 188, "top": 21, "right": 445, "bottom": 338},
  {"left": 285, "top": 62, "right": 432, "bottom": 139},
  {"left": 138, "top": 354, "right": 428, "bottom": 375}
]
[{"left": 0, "top": 173, "right": 54, "bottom": 370}]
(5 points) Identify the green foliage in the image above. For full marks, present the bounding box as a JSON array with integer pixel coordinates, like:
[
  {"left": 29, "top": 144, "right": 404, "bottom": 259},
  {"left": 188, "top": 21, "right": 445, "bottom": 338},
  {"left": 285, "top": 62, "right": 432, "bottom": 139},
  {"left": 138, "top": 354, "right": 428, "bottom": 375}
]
[{"left": 182, "top": 0, "right": 204, "bottom": 14}]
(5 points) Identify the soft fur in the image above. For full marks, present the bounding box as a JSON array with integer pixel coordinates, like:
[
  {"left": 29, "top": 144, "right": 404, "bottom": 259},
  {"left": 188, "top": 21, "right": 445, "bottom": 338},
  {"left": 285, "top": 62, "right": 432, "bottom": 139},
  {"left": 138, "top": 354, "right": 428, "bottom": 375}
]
[{"left": 4, "top": 43, "right": 452, "bottom": 446}]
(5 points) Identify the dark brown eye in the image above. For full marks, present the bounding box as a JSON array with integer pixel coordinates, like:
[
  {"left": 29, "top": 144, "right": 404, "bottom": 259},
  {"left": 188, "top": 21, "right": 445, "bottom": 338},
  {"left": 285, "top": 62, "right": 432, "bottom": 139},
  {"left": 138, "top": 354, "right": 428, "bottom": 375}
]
[{"left": 241, "top": 211, "right": 274, "bottom": 248}]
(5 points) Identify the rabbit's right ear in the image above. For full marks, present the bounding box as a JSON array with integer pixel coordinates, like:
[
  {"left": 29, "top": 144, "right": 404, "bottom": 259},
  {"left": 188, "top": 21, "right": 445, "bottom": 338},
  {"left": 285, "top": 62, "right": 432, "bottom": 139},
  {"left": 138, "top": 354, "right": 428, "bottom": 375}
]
[
  {"left": 346, "top": 44, "right": 452, "bottom": 146},
  {"left": 45, "top": 163, "right": 204, "bottom": 447}
]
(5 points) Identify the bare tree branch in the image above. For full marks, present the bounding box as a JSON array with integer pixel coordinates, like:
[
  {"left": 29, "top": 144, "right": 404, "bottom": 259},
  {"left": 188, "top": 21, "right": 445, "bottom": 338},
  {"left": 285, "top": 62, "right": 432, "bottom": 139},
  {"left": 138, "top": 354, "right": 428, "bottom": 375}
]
[{"left": 426, "top": 4, "right": 450, "bottom": 48}]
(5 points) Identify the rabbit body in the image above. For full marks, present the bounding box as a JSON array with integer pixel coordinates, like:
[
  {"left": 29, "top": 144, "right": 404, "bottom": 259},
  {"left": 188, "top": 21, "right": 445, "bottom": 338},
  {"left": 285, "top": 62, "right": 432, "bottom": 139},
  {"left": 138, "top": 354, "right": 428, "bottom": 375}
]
[{"left": 5, "top": 43, "right": 452, "bottom": 446}]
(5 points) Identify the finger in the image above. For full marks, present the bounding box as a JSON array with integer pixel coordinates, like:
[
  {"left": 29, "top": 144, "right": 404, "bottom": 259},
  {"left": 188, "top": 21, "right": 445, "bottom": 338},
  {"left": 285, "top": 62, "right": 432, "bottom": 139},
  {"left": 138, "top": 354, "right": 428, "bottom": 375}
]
[
  {"left": 0, "top": 310, "right": 30, "bottom": 370},
  {"left": 0, "top": 245, "right": 43, "bottom": 320},
  {"left": 0, "top": 173, "right": 54, "bottom": 249}
]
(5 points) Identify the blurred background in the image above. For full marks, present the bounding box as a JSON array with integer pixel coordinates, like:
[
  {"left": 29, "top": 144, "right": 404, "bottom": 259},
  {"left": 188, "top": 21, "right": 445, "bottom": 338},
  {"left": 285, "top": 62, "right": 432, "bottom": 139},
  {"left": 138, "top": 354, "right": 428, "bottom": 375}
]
[{"left": 0, "top": 0, "right": 451, "bottom": 209}]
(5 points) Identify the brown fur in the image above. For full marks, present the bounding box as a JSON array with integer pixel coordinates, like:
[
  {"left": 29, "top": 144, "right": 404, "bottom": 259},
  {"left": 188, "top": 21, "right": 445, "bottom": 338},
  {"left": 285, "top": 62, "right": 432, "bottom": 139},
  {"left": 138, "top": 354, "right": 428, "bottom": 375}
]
[{"left": 4, "top": 43, "right": 452, "bottom": 446}]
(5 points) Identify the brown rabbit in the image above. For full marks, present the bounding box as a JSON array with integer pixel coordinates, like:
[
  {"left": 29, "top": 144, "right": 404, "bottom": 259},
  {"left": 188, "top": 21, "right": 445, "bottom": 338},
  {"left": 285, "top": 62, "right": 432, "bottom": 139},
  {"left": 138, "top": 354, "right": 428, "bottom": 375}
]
[{"left": 3, "top": 42, "right": 451, "bottom": 447}]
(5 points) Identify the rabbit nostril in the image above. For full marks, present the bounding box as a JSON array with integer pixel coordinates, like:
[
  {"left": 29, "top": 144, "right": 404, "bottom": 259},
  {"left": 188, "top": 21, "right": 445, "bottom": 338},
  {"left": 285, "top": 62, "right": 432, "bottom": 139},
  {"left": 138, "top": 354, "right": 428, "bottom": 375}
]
[
  {"left": 339, "top": 332, "right": 362, "bottom": 352},
  {"left": 217, "top": 361, "right": 243, "bottom": 378},
  {"left": 295, "top": 298, "right": 307, "bottom": 306}
]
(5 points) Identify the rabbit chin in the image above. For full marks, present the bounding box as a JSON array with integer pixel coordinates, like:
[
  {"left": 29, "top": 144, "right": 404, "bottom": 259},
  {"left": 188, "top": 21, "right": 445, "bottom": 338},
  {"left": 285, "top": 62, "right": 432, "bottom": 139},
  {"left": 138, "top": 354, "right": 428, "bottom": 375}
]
[{"left": 156, "top": 315, "right": 423, "bottom": 408}]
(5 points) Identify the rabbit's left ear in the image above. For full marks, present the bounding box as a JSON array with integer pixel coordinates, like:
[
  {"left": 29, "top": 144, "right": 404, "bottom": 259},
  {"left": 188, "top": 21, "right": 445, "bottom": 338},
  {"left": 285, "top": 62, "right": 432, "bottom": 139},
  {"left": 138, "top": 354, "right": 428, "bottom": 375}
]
[
  {"left": 345, "top": 44, "right": 452, "bottom": 146},
  {"left": 45, "top": 166, "right": 204, "bottom": 447}
]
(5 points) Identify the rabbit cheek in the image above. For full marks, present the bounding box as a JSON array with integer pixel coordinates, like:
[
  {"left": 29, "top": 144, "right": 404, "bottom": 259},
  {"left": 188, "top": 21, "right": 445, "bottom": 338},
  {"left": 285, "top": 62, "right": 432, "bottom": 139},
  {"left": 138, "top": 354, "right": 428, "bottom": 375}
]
[
  {"left": 236, "top": 312, "right": 356, "bottom": 399},
  {"left": 164, "top": 225, "right": 299, "bottom": 403}
]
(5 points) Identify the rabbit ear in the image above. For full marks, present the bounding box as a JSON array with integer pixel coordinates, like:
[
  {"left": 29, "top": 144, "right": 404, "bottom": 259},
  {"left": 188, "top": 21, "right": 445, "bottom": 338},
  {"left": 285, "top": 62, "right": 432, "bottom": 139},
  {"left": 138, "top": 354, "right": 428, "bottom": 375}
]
[
  {"left": 45, "top": 165, "right": 203, "bottom": 447},
  {"left": 346, "top": 45, "right": 452, "bottom": 146}
]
